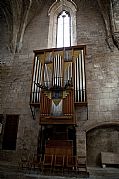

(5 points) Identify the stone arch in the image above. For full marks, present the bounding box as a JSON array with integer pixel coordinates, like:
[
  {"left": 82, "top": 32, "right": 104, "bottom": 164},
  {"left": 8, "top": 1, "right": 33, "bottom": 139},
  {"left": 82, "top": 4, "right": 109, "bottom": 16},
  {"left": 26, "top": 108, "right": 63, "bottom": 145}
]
[
  {"left": 83, "top": 120, "right": 119, "bottom": 133},
  {"left": 76, "top": 120, "right": 119, "bottom": 160},
  {"left": 48, "top": 0, "right": 77, "bottom": 48},
  {"left": 85, "top": 120, "right": 119, "bottom": 166}
]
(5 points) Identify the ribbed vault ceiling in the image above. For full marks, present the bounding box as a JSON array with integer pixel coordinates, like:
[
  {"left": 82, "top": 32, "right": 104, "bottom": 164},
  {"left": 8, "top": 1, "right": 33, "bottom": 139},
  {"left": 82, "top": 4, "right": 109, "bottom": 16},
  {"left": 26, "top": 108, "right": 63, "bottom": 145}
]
[
  {"left": 0, "top": 0, "right": 48, "bottom": 53},
  {"left": 0, "top": 0, "right": 118, "bottom": 52}
]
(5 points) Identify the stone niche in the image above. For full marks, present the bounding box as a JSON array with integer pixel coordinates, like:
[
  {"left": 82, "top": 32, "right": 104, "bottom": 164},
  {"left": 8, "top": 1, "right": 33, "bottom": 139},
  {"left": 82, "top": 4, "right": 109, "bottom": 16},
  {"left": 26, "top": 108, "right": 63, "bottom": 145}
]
[{"left": 86, "top": 125, "right": 119, "bottom": 167}]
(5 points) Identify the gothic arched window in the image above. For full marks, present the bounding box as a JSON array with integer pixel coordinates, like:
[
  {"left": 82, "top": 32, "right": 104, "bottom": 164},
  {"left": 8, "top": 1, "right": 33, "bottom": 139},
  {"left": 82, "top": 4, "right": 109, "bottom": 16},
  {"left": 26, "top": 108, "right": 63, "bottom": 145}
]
[
  {"left": 48, "top": 0, "right": 77, "bottom": 48},
  {"left": 57, "top": 11, "right": 71, "bottom": 47}
]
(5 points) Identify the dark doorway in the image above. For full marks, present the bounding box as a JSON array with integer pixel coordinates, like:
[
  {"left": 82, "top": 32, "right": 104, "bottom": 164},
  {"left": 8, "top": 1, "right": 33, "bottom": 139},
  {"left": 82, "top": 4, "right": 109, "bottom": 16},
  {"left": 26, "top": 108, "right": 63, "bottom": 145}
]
[{"left": 2, "top": 115, "right": 19, "bottom": 150}]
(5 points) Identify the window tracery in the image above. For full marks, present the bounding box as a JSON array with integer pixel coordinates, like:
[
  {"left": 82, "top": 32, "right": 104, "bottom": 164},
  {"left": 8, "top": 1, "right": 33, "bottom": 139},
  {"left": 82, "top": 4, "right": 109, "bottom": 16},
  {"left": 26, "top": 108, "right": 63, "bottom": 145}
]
[{"left": 48, "top": 0, "right": 77, "bottom": 48}]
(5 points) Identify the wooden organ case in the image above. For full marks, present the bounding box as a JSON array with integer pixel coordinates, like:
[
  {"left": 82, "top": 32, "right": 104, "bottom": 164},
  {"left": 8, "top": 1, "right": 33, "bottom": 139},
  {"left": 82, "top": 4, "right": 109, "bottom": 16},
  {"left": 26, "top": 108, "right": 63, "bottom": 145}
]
[{"left": 30, "top": 45, "right": 87, "bottom": 156}]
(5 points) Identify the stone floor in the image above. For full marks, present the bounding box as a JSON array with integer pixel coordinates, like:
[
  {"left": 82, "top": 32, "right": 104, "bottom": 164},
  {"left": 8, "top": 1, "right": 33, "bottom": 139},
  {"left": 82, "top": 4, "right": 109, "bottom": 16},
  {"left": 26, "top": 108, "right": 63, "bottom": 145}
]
[{"left": 0, "top": 161, "right": 119, "bottom": 179}]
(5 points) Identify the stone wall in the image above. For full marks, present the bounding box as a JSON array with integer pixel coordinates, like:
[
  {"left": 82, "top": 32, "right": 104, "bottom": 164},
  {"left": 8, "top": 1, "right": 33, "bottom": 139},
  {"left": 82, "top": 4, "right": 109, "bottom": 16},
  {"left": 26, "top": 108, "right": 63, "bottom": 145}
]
[
  {"left": 0, "top": 0, "right": 119, "bottom": 166},
  {"left": 75, "top": 0, "right": 119, "bottom": 162},
  {"left": 87, "top": 125, "right": 119, "bottom": 166}
]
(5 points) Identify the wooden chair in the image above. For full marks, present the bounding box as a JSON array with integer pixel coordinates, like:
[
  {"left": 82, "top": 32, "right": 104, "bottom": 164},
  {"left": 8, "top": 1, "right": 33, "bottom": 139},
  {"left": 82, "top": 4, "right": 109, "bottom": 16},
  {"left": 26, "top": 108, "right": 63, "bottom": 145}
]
[
  {"left": 26, "top": 154, "right": 43, "bottom": 173},
  {"left": 77, "top": 156, "right": 89, "bottom": 176},
  {"left": 53, "top": 155, "right": 65, "bottom": 175},
  {"left": 42, "top": 154, "right": 54, "bottom": 174},
  {"left": 77, "top": 156, "right": 87, "bottom": 171},
  {"left": 65, "top": 156, "right": 77, "bottom": 176},
  {"left": 19, "top": 151, "right": 31, "bottom": 170},
  {"left": 29, "top": 154, "right": 39, "bottom": 170},
  {"left": 37, "top": 154, "right": 43, "bottom": 172}
]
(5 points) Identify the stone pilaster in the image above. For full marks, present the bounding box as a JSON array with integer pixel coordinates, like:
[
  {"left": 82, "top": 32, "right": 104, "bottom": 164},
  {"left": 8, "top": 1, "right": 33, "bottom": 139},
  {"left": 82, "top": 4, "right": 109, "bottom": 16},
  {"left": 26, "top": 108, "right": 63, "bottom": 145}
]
[{"left": 76, "top": 127, "right": 86, "bottom": 157}]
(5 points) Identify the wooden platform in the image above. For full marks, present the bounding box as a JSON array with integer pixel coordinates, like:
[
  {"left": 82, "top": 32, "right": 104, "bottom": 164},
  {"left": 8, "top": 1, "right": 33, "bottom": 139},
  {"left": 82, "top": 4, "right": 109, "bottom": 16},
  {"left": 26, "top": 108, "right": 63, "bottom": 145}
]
[{"left": 39, "top": 115, "right": 76, "bottom": 125}]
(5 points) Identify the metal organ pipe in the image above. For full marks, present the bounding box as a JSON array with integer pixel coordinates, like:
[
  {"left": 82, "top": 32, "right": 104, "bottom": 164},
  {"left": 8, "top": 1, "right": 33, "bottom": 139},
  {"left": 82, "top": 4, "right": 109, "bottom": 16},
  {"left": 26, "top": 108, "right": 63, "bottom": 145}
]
[
  {"left": 53, "top": 57, "right": 54, "bottom": 86},
  {"left": 60, "top": 55, "right": 62, "bottom": 87},
  {"left": 55, "top": 56, "right": 57, "bottom": 86},
  {"left": 55, "top": 56, "right": 56, "bottom": 86},
  {"left": 58, "top": 54, "right": 60, "bottom": 87},
  {"left": 61, "top": 55, "right": 62, "bottom": 87},
  {"left": 36, "top": 59, "right": 40, "bottom": 102},
  {"left": 79, "top": 53, "right": 82, "bottom": 102},
  {"left": 69, "top": 64, "right": 71, "bottom": 80},
  {"left": 44, "top": 64, "right": 46, "bottom": 86},
  {"left": 74, "top": 60, "right": 77, "bottom": 102},
  {"left": 46, "top": 64, "right": 48, "bottom": 86},
  {"left": 81, "top": 50, "right": 85, "bottom": 102},
  {"left": 32, "top": 55, "right": 43, "bottom": 104},
  {"left": 59, "top": 55, "right": 61, "bottom": 87},
  {"left": 56, "top": 55, "right": 58, "bottom": 86},
  {"left": 32, "top": 57, "right": 37, "bottom": 103},
  {"left": 76, "top": 58, "right": 78, "bottom": 102},
  {"left": 78, "top": 55, "right": 81, "bottom": 102},
  {"left": 57, "top": 54, "right": 60, "bottom": 86},
  {"left": 38, "top": 62, "right": 42, "bottom": 102},
  {"left": 73, "top": 50, "right": 86, "bottom": 103},
  {"left": 71, "top": 62, "right": 72, "bottom": 79},
  {"left": 57, "top": 55, "right": 58, "bottom": 87},
  {"left": 53, "top": 57, "right": 55, "bottom": 86},
  {"left": 68, "top": 65, "right": 69, "bottom": 81},
  {"left": 33, "top": 56, "right": 38, "bottom": 103},
  {"left": 44, "top": 64, "right": 47, "bottom": 86},
  {"left": 56, "top": 55, "right": 57, "bottom": 86},
  {"left": 77, "top": 57, "right": 80, "bottom": 102}
]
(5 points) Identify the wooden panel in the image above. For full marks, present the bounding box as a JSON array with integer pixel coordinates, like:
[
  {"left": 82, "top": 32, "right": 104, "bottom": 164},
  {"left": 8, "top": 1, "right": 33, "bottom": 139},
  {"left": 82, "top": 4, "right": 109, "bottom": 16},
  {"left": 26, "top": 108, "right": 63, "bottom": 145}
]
[
  {"left": 39, "top": 115, "right": 75, "bottom": 125},
  {"left": 45, "top": 147, "right": 72, "bottom": 156},
  {"left": 63, "top": 89, "right": 74, "bottom": 115},
  {"left": 40, "top": 92, "right": 51, "bottom": 115},
  {"left": 45, "top": 140, "right": 73, "bottom": 156}
]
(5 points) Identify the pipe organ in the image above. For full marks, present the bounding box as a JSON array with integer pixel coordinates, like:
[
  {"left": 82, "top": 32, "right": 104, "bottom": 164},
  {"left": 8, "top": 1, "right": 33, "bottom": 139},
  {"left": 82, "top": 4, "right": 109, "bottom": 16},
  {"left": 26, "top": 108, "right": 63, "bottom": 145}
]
[{"left": 30, "top": 45, "right": 87, "bottom": 123}]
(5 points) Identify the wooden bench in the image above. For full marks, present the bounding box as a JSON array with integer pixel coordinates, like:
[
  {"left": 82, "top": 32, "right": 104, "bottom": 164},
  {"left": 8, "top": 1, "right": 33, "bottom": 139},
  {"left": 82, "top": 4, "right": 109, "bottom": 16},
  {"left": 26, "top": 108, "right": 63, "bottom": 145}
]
[{"left": 101, "top": 152, "right": 119, "bottom": 168}]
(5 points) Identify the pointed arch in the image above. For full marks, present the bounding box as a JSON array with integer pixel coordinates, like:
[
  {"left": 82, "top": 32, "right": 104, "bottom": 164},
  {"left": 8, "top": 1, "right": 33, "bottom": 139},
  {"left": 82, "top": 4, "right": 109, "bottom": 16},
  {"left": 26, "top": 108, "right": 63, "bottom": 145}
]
[{"left": 48, "top": 0, "right": 77, "bottom": 48}]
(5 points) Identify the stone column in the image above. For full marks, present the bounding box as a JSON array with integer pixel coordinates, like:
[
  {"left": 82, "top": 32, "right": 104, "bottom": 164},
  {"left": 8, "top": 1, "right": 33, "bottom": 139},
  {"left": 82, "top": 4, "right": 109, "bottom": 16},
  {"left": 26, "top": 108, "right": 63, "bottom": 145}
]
[{"left": 76, "top": 126, "right": 87, "bottom": 164}]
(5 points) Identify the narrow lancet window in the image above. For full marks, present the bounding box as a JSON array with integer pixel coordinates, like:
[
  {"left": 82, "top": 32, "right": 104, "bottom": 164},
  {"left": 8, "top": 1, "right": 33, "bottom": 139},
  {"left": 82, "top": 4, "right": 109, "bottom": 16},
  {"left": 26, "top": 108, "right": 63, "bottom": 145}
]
[{"left": 57, "top": 11, "right": 71, "bottom": 47}]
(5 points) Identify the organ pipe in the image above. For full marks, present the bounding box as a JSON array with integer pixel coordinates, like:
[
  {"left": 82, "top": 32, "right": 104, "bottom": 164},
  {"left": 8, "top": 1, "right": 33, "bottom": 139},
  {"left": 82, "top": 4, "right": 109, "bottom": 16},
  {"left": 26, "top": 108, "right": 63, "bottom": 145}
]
[
  {"left": 74, "top": 49, "right": 86, "bottom": 102},
  {"left": 81, "top": 49, "right": 86, "bottom": 101},
  {"left": 32, "top": 56, "right": 38, "bottom": 103},
  {"left": 31, "top": 47, "right": 86, "bottom": 114}
]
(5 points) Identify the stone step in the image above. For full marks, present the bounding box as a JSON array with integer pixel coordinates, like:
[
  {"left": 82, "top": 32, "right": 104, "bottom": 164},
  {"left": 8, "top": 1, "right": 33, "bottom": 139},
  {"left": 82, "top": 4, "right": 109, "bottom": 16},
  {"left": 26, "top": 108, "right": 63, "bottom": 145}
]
[
  {"left": 88, "top": 167, "right": 119, "bottom": 178},
  {"left": 0, "top": 162, "right": 119, "bottom": 179}
]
